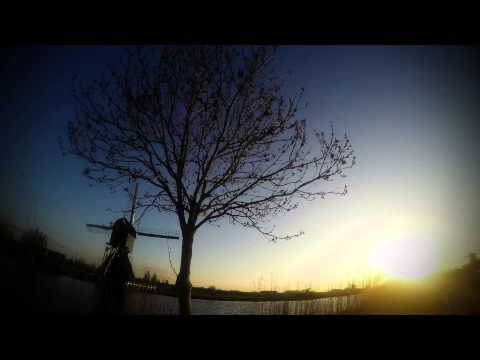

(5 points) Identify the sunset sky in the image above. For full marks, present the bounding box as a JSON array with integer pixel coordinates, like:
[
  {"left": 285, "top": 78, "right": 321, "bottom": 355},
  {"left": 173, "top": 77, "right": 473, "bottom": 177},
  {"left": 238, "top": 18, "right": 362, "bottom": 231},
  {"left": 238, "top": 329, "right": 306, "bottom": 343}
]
[{"left": 1, "top": 46, "right": 479, "bottom": 291}]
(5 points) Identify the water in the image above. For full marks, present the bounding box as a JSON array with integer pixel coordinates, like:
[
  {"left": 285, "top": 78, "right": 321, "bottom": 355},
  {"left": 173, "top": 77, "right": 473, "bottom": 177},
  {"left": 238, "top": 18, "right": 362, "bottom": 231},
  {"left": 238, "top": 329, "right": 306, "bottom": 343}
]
[
  {"left": 22, "top": 273, "right": 358, "bottom": 315},
  {"left": 126, "top": 291, "right": 359, "bottom": 315},
  {"left": 27, "top": 273, "right": 100, "bottom": 314}
]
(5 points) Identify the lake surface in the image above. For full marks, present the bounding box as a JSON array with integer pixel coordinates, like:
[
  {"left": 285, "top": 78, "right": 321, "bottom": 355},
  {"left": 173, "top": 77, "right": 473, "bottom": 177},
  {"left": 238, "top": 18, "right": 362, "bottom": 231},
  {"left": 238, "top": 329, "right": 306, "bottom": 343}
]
[
  {"left": 19, "top": 273, "right": 358, "bottom": 315},
  {"left": 126, "top": 290, "right": 359, "bottom": 315}
]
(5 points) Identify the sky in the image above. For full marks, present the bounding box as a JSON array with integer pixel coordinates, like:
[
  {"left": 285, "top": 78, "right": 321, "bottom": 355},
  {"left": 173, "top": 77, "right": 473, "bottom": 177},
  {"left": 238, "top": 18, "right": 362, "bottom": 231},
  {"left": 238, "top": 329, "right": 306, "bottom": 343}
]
[{"left": 1, "top": 45, "right": 479, "bottom": 291}]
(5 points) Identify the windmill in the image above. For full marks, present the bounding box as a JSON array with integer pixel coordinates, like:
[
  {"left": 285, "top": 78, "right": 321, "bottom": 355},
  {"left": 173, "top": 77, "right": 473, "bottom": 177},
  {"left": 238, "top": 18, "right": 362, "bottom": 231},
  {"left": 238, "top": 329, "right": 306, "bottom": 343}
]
[
  {"left": 86, "top": 180, "right": 180, "bottom": 313},
  {"left": 88, "top": 182, "right": 178, "bottom": 253}
]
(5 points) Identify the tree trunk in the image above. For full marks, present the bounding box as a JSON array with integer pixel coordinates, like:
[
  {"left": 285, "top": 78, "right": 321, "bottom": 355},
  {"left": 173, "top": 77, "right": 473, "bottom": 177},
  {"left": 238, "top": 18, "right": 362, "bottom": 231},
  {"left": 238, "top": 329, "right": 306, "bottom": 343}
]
[{"left": 176, "top": 226, "right": 194, "bottom": 315}]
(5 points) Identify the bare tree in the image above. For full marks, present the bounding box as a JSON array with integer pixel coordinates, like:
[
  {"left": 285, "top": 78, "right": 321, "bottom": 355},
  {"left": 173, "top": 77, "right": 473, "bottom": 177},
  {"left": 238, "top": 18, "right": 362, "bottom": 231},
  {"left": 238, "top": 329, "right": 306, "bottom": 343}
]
[
  {"left": 151, "top": 273, "right": 158, "bottom": 285},
  {"left": 66, "top": 46, "right": 355, "bottom": 314},
  {"left": 143, "top": 270, "right": 151, "bottom": 283},
  {"left": 21, "top": 228, "right": 48, "bottom": 252}
]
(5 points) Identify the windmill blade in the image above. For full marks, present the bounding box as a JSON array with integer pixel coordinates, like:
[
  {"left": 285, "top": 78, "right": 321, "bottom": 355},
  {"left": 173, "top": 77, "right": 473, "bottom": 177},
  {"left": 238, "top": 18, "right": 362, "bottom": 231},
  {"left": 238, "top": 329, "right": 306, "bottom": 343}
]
[
  {"left": 86, "top": 222, "right": 179, "bottom": 239},
  {"left": 86, "top": 223, "right": 113, "bottom": 234},
  {"left": 136, "top": 231, "right": 180, "bottom": 240},
  {"left": 135, "top": 225, "right": 179, "bottom": 239}
]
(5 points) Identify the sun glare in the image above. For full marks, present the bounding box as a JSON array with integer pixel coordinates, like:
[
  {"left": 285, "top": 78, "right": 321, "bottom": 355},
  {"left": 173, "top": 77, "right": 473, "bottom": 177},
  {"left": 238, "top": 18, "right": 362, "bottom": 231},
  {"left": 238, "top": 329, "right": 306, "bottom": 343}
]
[{"left": 368, "top": 236, "right": 438, "bottom": 280}]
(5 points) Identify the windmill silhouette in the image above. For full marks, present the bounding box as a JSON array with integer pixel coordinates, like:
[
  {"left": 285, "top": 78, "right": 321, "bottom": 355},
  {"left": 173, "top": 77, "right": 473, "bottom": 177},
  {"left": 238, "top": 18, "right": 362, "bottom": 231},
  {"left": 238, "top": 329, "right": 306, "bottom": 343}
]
[{"left": 87, "top": 180, "right": 179, "bottom": 314}]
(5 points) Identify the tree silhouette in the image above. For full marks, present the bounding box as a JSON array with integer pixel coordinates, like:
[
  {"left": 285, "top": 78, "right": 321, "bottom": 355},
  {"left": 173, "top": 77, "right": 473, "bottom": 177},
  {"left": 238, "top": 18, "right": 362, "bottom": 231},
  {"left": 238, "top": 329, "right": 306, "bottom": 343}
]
[
  {"left": 66, "top": 46, "right": 355, "bottom": 314},
  {"left": 0, "top": 223, "right": 16, "bottom": 256},
  {"left": 468, "top": 253, "right": 478, "bottom": 266},
  {"left": 21, "top": 228, "right": 47, "bottom": 252},
  {"left": 20, "top": 228, "right": 48, "bottom": 267},
  {"left": 143, "top": 270, "right": 151, "bottom": 283}
]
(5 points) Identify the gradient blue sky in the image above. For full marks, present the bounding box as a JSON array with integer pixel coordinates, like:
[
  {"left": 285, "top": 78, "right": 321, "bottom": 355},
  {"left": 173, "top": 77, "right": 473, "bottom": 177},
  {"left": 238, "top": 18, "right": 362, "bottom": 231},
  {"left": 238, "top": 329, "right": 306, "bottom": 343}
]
[{"left": 1, "top": 46, "right": 479, "bottom": 290}]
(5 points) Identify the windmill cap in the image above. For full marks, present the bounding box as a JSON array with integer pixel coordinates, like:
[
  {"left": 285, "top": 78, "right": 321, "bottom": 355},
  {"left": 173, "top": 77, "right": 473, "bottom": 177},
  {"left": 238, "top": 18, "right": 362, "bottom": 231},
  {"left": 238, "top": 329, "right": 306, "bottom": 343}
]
[{"left": 112, "top": 217, "right": 137, "bottom": 237}]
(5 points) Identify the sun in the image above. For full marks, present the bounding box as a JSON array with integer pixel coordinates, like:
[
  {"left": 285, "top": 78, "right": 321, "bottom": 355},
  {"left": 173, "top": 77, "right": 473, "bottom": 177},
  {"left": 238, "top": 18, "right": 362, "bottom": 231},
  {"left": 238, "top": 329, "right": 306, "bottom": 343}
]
[{"left": 368, "top": 236, "right": 438, "bottom": 280}]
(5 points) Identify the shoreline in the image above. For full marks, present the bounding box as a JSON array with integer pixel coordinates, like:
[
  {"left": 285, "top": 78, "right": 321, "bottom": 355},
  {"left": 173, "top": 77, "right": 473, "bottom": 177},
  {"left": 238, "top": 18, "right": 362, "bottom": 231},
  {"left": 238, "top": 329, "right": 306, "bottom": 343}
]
[
  {"left": 128, "top": 283, "right": 362, "bottom": 302},
  {"left": 1, "top": 254, "right": 362, "bottom": 303}
]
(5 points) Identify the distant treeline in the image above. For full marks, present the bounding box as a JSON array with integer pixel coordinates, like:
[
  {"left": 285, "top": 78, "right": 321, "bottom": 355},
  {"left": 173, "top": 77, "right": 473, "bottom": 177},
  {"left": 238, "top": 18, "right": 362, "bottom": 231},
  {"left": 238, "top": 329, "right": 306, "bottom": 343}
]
[
  {"left": 429, "top": 253, "right": 480, "bottom": 314},
  {"left": 187, "top": 286, "right": 363, "bottom": 302},
  {"left": 133, "top": 273, "right": 363, "bottom": 301},
  {"left": 1, "top": 223, "right": 99, "bottom": 283}
]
